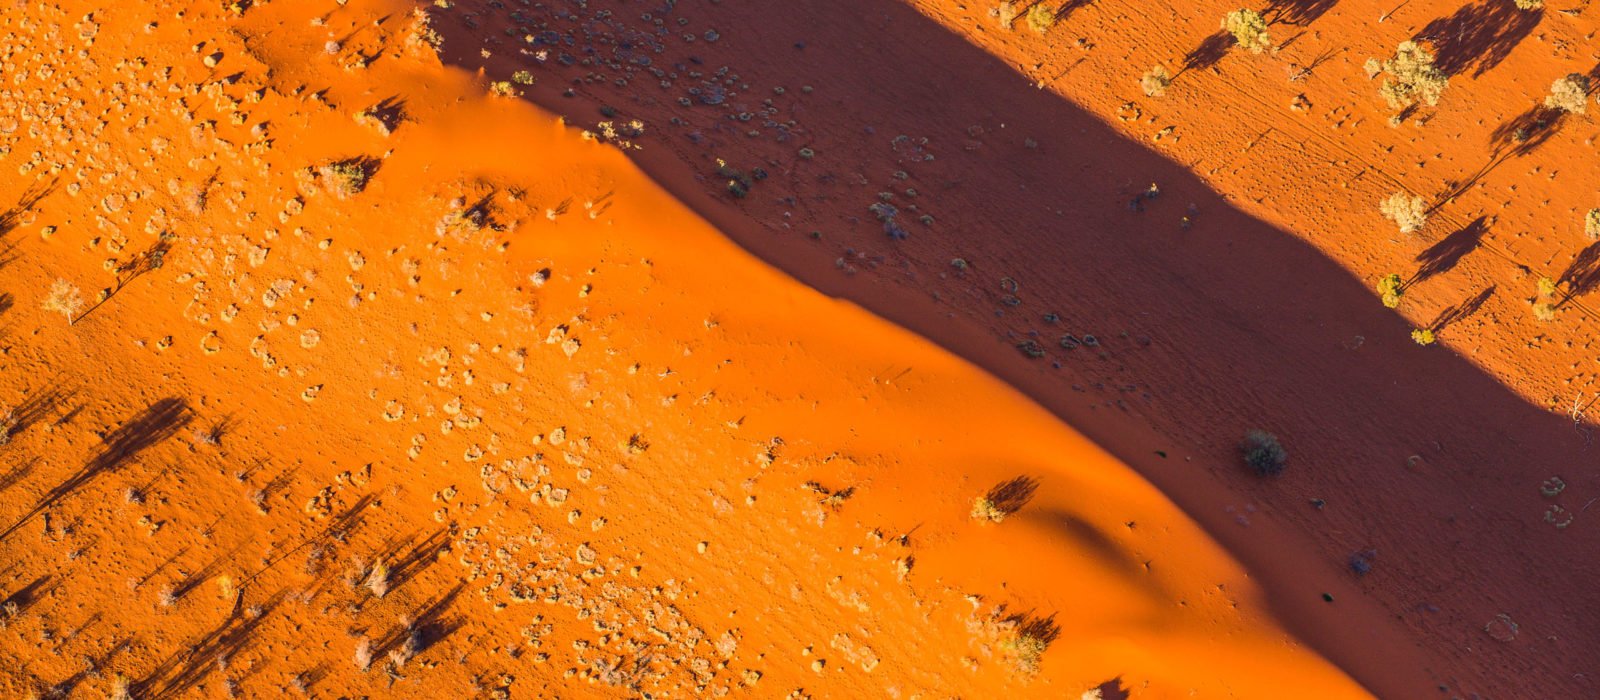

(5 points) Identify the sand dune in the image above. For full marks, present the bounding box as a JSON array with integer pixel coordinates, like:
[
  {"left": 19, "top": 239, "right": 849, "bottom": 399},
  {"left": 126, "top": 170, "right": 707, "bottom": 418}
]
[{"left": 0, "top": 0, "right": 1371, "bottom": 697}]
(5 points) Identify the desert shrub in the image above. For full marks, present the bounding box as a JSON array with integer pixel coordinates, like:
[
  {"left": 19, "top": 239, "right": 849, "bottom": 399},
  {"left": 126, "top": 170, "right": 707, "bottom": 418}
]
[
  {"left": 1026, "top": 3, "right": 1056, "bottom": 34},
  {"left": 1222, "top": 9, "right": 1271, "bottom": 54},
  {"left": 319, "top": 160, "right": 370, "bottom": 199},
  {"left": 1545, "top": 73, "right": 1589, "bottom": 114},
  {"left": 1586, "top": 209, "right": 1600, "bottom": 240},
  {"left": 971, "top": 497, "right": 1007, "bottom": 523},
  {"left": 1411, "top": 328, "right": 1435, "bottom": 345},
  {"left": 1380, "top": 192, "right": 1428, "bottom": 234},
  {"left": 996, "top": 1, "right": 1020, "bottom": 28},
  {"left": 1533, "top": 276, "right": 1558, "bottom": 320},
  {"left": 1141, "top": 65, "right": 1172, "bottom": 97},
  {"left": 41, "top": 278, "right": 84, "bottom": 324},
  {"left": 1374, "top": 41, "right": 1448, "bottom": 111},
  {"left": 1377, "top": 273, "right": 1404, "bottom": 308},
  {"left": 1240, "top": 430, "right": 1287, "bottom": 476},
  {"left": 1514, "top": 0, "right": 1542, "bottom": 8}
]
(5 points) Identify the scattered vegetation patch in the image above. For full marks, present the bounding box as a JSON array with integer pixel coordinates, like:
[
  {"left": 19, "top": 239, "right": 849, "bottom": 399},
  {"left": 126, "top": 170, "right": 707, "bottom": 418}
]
[
  {"left": 318, "top": 158, "right": 374, "bottom": 199},
  {"left": 1380, "top": 192, "right": 1428, "bottom": 234},
  {"left": 1586, "top": 209, "right": 1600, "bottom": 241},
  {"left": 1377, "top": 273, "right": 1405, "bottom": 308},
  {"left": 1240, "top": 430, "right": 1287, "bottom": 476},
  {"left": 970, "top": 476, "right": 1039, "bottom": 523},
  {"left": 1026, "top": 3, "right": 1057, "bottom": 34},
  {"left": 1532, "top": 276, "right": 1558, "bottom": 320},
  {"left": 1141, "top": 65, "right": 1172, "bottom": 97},
  {"left": 1369, "top": 41, "right": 1449, "bottom": 113},
  {"left": 1544, "top": 74, "right": 1589, "bottom": 115},
  {"left": 41, "top": 279, "right": 84, "bottom": 325},
  {"left": 1411, "top": 328, "right": 1435, "bottom": 345},
  {"left": 1222, "top": 9, "right": 1271, "bottom": 54}
]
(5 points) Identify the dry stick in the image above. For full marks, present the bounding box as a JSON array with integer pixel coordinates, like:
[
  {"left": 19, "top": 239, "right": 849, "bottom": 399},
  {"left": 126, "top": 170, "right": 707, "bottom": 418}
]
[{"left": 1379, "top": 0, "right": 1412, "bottom": 22}]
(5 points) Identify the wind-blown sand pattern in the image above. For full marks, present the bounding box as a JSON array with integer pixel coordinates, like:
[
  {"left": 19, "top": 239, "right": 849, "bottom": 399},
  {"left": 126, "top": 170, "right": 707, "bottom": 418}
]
[{"left": 0, "top": 0, "right": 1366, "bottom": 697}]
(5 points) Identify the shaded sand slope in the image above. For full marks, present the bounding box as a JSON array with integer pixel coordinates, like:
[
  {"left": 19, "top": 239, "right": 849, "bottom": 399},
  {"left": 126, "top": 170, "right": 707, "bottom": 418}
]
[
  {"left": 432, "top": 0, "right": 1600, "bottom": 696},
  {"left": 0, "top": 0, "right": 1362, "bottom": 697}
]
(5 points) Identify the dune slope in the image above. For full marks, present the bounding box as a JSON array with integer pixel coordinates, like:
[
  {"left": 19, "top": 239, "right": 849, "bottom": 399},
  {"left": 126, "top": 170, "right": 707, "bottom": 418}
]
[
  {"left": 0, "top": 0, "right": 1364, "bottom": 697},
  {"left": 428, "top": 0, "right": 1600, "bottom": 697}
]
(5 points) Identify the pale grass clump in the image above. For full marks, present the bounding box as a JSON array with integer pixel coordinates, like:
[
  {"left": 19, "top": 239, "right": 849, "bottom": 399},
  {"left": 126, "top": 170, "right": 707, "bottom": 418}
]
[
  {"left": 1381, "top": 192, "right": 1428, "bottom": 234},
  {"left": 1025, "top": 3, "right": 1056, "bottom": 34},
  {"left": 995, "top": 1, "right": 1020, "bottom": 28},
  {"left": 1373, "top": 41, "right": 1449, "bottom": 112},
  {"left": 971, "top": 497, "right": 1007, "bottom": 523},
  {"left": 42, "top": 278, "right": 84, "bottom": 324},
  {"left": 1585, "top": 209, "right": 1600, "bottom": 240},
  {"left": 1141, "top": 65, "right": 1172, "bottom": 97},
  {"left": 1533, "top": 276, "right": 1559, "bottom": 321},
  {"left": 1222, "top": 9, "right": 1271, "bottom": 54},
  {"left": 354, "top": 637, "right": 374, "bottom": 671},
  {"left": 364, "top": 559, "right": 391, "bottom": 598},
  {"left": 1545, "top": 73, "right": 1590, "bottom": 114},
  {"left": 1514, "top": 0, "right": 1542, "bottom": 8}
]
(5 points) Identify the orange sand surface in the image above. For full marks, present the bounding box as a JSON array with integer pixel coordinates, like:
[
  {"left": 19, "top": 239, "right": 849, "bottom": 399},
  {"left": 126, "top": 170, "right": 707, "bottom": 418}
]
[{"left": 0, "top": 0, "right": 1367, "bottom": 697}]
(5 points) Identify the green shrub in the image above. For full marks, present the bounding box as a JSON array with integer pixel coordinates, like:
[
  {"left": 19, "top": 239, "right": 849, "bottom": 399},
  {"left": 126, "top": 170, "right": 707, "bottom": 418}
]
[{"left": 1241, "top": 430, "right": 1287, "bottom": 476}]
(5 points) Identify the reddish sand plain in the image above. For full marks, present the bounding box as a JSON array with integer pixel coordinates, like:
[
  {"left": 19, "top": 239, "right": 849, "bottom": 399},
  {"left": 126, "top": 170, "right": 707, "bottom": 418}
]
[
  {"left": 431, "top": 0, "right": 1600, "bottom": 697},
  {"left": 0, "top": 0, "right": 1377, "bottom": 698}
]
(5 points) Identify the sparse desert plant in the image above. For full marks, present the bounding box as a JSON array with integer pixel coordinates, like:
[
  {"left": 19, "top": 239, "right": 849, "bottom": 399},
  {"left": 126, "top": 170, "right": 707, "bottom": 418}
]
[
  {"left": 1586, "top": 209, "right": 1600, "bottom": 240},
  {"left": 1514, "top": 0, "right": 1542, "bottom": 8},
  {"left": 999, "top": 628, "right": 1049, "bottom": 674},
  {"left": 995, "top": 1, "right": 1020, "bottom": 28},
  {"left": 1380, "top": 192, "right": 1428, "bottom": 234},
  {"left": 406, "top": 8, "right": 443, "bottom": 52},
  {"left": 1545, "top": 73, "right": 1589, "bottom": 115},
  {"left": 109, "top": 673, "right": 133, "bottom": 700},
  {"left": 318, "top": 160, "right": 370, "bottom": 199},
  {"left": 365, "top": 559, "right": 391, "bottom": 598},
  {"left": 1222, "top": 9, "right": 1271, "bottom": 54},
  {"left": 1533, "top": 276, "right": 1559, "bottom": 320},
  {"left": 1373, "top": 41, "right": 1448, "bottom": 112},
  {"left": 217, "top": 575, "right": 236, "bottom": 601},
  {"left": 1141, "top": 65, "right": 1172, "bottom": 97},
  {"left": 1377, "top": 273, "right": 1405, "bottom": 308},
  {"left": 1240, "top": 429, "right": 1287, "bottom": 476},
  {"left": 354, "top": 636, "right": 374, "bottom": 671},
  {"left": 971, "top": 496, "right": 1007, "bottom": 523},
  {"left": 1411, "top": 328, "right": 1435, "bottom": 345},
  {"left": 158, "top": 585, "right": 177, "bottom": 607},
  {"left": 0, "top": 408, "right": 14, "bottom": 445},
  {"left": 42, "top": 278, "right": 84, "bottom": 325},
  {"left": 1026, "top": 3, "right": 1057, "bottom": 34}
]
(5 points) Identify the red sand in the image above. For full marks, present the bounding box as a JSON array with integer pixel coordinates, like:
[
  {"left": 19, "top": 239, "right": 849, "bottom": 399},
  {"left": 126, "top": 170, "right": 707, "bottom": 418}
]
[
  {"left": 0, "top": 0, "right": 1377, "bottom": 698},
  {"left": 434, "top": 0, "right": 1600, "bottom": 697}
]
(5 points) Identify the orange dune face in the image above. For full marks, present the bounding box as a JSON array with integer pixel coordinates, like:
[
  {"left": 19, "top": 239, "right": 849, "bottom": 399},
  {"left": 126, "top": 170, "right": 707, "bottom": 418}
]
[{"left": 0, "top": 0, "right": 1366, "bottom": 697}]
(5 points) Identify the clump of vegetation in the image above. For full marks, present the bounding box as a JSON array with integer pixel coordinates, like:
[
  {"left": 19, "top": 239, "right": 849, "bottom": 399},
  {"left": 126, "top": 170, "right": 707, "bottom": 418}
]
[
  {"left": 995, "top": 0, "right": 1020, "bottom": 28},
  {"left": 1240, "top": 430, "right": 1287, "bottom": 476},
  {"left": 1026, "top": 3, "right": 1057, "bottom": 34},
  {"left": 1141, "top": 65, "right": 1172, "bottom": 97},
  {"left": 1380, "top": 192, "right": 1428, "bottom": 234},
  {"left": 971, "top": 496, "right": 1008, "bottom": 523},
  {"left": 1369, "top": 41, "right": 1449, "bottom": 113},
  {"left": 354, "top": 636, "right": 374, "bottom": 671},
  {"left": 511, "top": 70, "right": 535, "bottom": 85},
  {"left": 1514, "top": 0, "right": 1543, "bottom": 8},
  {"left": 42, "top": 278, "right": 84, "bottom": 325},
  {"left": 319, "top": 159, "right": 370, "bottom": 199},
  {"left": 1411, "top": 328, "right": 1435, "bottom": 345},
  {"left": 1585, "top": 209, "right": 1600, "bottom": 240},
  {"left": 1377, "top": 273, "right": 1405, "bottom": 308},
  {"left": 1544, "top": 73, "right": 1590, "bottom": 114},
  {"left": 999, "top": 627, "right": 1049, "bottom": 674},
  {"left": 1533, "top": 276, "right": 1559, "bottom": 320},
  {"left": 365, "top": 559, "right": 390, "bottom": 598},
  {"left": 406, "top": 8, "right": 443, "bottom": 53},
  {"left": 1222, "top": 9, "right": 1271, "bottom": 54}
]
